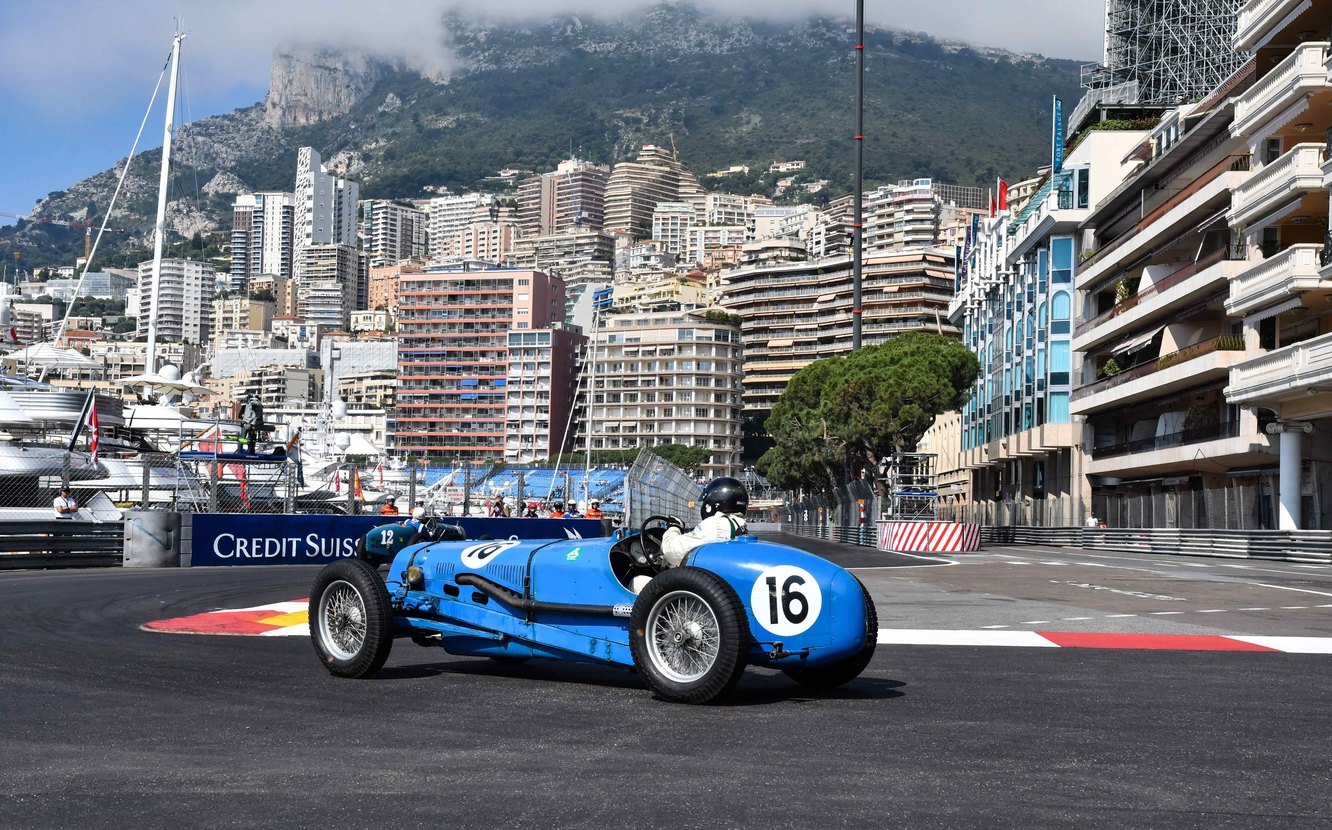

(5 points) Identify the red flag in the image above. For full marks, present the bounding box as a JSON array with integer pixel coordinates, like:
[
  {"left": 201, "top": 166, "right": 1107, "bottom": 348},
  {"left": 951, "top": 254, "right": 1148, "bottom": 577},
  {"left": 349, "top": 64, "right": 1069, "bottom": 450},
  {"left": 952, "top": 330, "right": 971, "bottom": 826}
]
[
  {"left": 334, "top": 469, "right": 342, "bottom": 493},
  {"left": 87, "top": 402, "right": 100, "bottom": 465},
  {"left": 988, "top": 189, "right": 996, "bottom": 219},
  {"left": 353, "top": 469, "right": 364, "bottom": 501},
  {"left": 998, "top": 178, "right": 1009, "bottom": 212},
  {"left": 376, "top": 463, "right": 384, "bottom": 486}
]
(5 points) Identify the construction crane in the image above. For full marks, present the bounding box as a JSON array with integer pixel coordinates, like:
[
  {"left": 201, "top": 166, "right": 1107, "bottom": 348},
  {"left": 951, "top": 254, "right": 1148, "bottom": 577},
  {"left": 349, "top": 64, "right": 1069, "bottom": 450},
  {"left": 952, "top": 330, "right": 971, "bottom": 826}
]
[{"left": 0, "top": 211, "right": 129, "bottom": 259}]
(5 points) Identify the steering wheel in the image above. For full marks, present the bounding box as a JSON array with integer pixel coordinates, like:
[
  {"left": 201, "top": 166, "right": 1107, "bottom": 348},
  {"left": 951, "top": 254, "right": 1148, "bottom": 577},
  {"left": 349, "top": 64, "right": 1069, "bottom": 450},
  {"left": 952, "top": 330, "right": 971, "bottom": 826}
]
[{"left": 637, "top": 515, "right": 685, "bottom": 568}]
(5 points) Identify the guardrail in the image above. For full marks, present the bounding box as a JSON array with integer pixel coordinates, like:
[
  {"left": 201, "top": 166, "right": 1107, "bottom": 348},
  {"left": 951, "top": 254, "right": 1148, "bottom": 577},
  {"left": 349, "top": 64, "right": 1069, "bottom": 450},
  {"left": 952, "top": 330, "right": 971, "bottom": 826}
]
[
  {"left": 984, "top": 525, "right": 1332, "bottom": 564},
  {"left": 0, "top": 520, "right": 125, "bottom": 570}
]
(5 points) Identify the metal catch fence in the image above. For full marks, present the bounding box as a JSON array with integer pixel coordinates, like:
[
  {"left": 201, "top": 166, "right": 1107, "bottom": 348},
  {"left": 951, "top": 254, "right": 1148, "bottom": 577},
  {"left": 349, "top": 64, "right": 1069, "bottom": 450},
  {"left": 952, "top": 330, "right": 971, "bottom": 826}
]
[{"left": 623, "top": 448, "right": 702, "bottom": 528}]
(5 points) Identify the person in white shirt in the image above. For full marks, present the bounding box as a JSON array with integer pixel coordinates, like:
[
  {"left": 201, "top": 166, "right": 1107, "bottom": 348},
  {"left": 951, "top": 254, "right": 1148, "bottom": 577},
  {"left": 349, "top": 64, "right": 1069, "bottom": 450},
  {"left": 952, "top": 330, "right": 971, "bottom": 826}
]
[
  {"left": 659, "top": 477, "right": 749, "bottom": 568},
  {"left": 53, "top": 487, "right": 79, "bottom": 520}
]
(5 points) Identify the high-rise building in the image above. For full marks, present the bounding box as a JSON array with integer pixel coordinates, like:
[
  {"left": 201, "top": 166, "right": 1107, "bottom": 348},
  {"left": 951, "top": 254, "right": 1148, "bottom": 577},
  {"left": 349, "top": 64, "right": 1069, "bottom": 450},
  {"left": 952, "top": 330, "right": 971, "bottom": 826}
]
[
  {"left": 577, "top": 308, "right": 743, "bottom": 478},
  {"left": 249, "top": 273, "right": 295, "bottom": 318},
  {"left": 296, "top": 244, "right": 360, "bottom": 330},
  {"left": 603, "top": 144, "right": 705, "bottom": 240},
  {"left": 864, "top": 179, "right": 987, "bottom": 253},
  {"left": 427, "top": 193, "right": 492, "bottom": 260},
  {"left": 394, "top": 266, "right": 568, "bottom": 461},
  {"left": 721, "top": 249, "right": 958, "bottom": 416},
  {"left": 212, "top": 297, "right": 274, "bottom": 346},
  {"left": 359, "top": 199, "right": 428, "bottom": 266},
  {"left": 509, "top": 230, "right": 616, "bottom": 280},
  {"left": 230, "top": 192, "right": 295, "bottom": 291},
  {"left": 516, "top": 159, "right": 610, "bottom": 237},
  {"left": 293, "top": 147, "right": 359, "bottom": 277},
  {"left": 651, "top": 202, "right": 696, "bottom": 259},
  {"left": 504, "top": 326, "right": 585, "bottom": 463},
  {"left": 136, "top": 258, "right": 216, "bottom": 344}
]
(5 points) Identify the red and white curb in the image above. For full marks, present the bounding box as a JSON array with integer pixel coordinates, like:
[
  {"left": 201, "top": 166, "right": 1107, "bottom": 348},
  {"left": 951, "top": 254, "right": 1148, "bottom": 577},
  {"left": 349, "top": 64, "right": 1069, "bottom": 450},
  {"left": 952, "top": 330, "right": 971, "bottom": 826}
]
[
  {"left": 142, "top": 600, "right": 309, "bottom": 637},
  {"left": 142, "top": 600, "right": 1332, "bottom": 653}
]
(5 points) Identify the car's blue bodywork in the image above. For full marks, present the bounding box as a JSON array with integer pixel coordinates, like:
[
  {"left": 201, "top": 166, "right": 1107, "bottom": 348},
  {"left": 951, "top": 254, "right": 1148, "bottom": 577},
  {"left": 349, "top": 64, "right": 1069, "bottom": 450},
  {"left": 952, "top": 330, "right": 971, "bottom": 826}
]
[{"left": 382, "top": 531, "right": 872, "bottom": 671}]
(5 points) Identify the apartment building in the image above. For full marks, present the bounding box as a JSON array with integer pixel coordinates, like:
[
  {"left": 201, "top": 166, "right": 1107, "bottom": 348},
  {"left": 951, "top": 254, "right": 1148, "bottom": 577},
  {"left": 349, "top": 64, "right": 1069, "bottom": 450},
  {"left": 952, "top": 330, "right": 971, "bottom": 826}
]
[
  {"left": 603, "top": 144, "right": 706, "bottom": 240},
  {"left": 578, "top": 308, "right": 743, "bottom": 478},
  {"left": 293, "top": 148, "right": 359, "bottom": 276},
  {"left": 230, "top": 192, "right": 295, "bottom": 291},
  {"left": 516, "top": 158, "right": 610, "bottom": 236},
  {"left": 865, "top": 179, "right": 986, "bottom": 253},
  {"left": 442, "top": 215, "right": 519, "bottom": 263},
  {"left": 212, "top": 297, "right": 274, "bottom": 345},
  {"left": 721, "top": 249, "right": 958, "bottom": 416},
  {"left": 427, "top": 193, "right": 492, "bottom": 260},
  {"left": 509, "top": 230, "right": 616, "bottom": 280},
  {"left": 504, "top": 326, "right": 585, "bottom": 463},
  {"left": 295, "top": 244, "right": 364, "bottom": 330},
  {"left": 394, "top": 266, "right": 568, "bottom": 461},
  {"left": 248, "top": 274, "right": 295, "bottom": 317},
  {"left": 359, "top": 199, "right": 428, "bottom": 266},
  {"left": 1219, "top": 0, "right": 1332, "bottom": 530},
  {"left": 135, "top": 258, "right": 215, "bottom": 344},
  {"left": 951, "top": 129, "right": 1147, "bottom": 526}
]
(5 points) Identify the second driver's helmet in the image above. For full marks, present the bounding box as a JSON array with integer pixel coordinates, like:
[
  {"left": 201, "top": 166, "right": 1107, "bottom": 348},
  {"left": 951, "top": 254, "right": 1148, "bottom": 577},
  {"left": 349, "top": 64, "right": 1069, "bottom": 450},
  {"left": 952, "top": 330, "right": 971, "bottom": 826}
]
[{"left": 700, "top": 477, "right": 748, "bottom": 520}]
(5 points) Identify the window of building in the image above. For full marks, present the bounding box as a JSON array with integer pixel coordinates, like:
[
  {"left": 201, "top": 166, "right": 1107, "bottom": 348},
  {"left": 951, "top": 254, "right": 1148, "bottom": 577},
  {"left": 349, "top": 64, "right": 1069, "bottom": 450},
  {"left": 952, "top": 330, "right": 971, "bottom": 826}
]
[
  {"left": 1051, "top": 292, "right": 1071, "bottom": 320},
  {"left": 1048, "top": 391, "right": 1070, "bottom": 423}
]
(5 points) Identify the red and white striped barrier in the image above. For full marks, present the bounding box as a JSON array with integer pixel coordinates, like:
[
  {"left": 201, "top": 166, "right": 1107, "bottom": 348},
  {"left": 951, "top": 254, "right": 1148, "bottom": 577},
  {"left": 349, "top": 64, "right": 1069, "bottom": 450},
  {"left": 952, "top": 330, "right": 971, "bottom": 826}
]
[{"left": 878, "top": 521, "right": 981, "bottom": 553}]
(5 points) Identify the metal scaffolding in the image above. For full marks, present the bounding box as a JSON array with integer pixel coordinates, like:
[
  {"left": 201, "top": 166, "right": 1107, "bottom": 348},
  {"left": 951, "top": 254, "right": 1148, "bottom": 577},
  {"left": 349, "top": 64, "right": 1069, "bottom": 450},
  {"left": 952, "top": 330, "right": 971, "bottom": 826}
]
[{"left": 1086, "top": 0, "right": 1246, "bottom": 106}]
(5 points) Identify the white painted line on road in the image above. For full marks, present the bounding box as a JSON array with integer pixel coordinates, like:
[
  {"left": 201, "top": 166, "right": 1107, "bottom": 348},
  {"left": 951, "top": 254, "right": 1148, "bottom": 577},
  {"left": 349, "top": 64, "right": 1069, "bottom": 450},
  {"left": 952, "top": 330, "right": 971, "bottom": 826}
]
[
  {"left": 878, "top": 629, "right": 1058, "bottom": 648},
  {"left": 1149, "top": 611, "right": 1184, "bottom": 615},
  {"left": 1197, "top": 609, "right": 1228, "bottom": 613},
  {"left": 980, "top": 625, "right": 1010, "bottom": 629},
  {"left": 1041, "top": 562, "right": 1068, "bottom": 566},
  {"left": 1239, "top": 608, "right": 1269, "bottom": 611},
  {"left": 1254, "top": 583, "right": 1332, "bottom": 598},
  {"left": 1224, "top": 636, "right": 1332, "bottom": 654},
  {"left": 1106, "top": 614, "right": 1138, "bottom": 618},
  {"left": 1020, "top": 620, "right": 1050, "bottom": 625},
  {"left": 1062, "top": 617, "right": 1093, "bottom": 621},
  {"left": 1320, "top": 604, "right": 1332, "bottom": 608},
  {"left": 1006, "top": 562, "right": 1032, "bottom": 565},
  {"left": 1281, "top": 606, "right": 1309, "bottom": 610}
]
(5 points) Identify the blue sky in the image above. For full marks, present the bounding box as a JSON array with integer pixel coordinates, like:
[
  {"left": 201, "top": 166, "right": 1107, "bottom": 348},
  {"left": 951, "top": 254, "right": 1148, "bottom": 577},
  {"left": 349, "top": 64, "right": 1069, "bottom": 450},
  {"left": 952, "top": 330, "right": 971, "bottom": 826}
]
[{"left": 0, "top": 1, "right": 1104, "bottom": 225}]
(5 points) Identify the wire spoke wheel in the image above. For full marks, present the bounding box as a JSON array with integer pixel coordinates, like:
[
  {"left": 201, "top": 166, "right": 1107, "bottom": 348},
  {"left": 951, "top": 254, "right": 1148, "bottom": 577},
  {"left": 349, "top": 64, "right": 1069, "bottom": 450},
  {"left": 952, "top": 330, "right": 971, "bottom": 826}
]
[
  {"left": 318, "top": 581, "right": 367, "bottom": 661},
  {"left": 630, "top": 567, "right": 748, "bottom": 704},
  {"left": 309, "top": 558, "right": 393, "bottom": 678},
  {"left": 646, "top": 591, "right": 721, "bottom": 683}
]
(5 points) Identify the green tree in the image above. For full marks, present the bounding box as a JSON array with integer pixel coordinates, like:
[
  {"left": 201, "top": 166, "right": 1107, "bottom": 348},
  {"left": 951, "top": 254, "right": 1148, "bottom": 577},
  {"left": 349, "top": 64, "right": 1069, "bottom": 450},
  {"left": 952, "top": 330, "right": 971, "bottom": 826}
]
[{"left": 758, "top": 332, "right": 979, "bottom": 494}]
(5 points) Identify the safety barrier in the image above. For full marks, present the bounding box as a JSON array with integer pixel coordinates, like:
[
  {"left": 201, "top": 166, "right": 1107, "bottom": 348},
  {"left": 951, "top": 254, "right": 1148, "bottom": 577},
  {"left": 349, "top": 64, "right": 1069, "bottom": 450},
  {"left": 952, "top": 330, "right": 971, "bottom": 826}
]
[{"left": 0, "top": 520, "right": 125, "bottom": 569}]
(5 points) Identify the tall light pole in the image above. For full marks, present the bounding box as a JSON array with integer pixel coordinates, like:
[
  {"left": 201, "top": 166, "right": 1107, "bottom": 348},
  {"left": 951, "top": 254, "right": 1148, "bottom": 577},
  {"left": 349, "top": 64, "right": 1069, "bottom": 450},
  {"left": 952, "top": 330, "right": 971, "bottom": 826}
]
[{"left": 852, "top": 0, "right": 865, "bottom": 351}]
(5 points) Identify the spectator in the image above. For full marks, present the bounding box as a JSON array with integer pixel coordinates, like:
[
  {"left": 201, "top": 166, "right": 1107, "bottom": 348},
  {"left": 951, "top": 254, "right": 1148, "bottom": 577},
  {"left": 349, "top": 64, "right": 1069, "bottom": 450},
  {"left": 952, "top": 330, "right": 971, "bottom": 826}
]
[
  {"left": 379, "top": 497, "right": 400, "bottom": 517},
  {"left": 583, "top": 500, "right": 604, "bottom": 519},
  {"left": 53, "top": 486, "right": 79, "bottom": 520},
  {"left": 549, "top": 501, "right": 566, "bottom": 519}
]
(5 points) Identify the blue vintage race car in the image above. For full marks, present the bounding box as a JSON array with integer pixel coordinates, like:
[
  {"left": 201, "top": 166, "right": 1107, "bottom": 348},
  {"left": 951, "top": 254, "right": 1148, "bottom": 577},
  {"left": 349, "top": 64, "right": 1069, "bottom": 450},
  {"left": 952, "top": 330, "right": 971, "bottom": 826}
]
[{"left": 309, "top": 517, "right": 878, "bottom": 703}]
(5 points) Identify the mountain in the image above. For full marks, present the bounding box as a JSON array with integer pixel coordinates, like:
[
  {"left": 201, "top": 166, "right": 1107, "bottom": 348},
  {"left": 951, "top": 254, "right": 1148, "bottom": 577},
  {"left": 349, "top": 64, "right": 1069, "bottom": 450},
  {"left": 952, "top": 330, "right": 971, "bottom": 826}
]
[{"left": 3, "top": 4, "right": 1085, "bottom": 271}]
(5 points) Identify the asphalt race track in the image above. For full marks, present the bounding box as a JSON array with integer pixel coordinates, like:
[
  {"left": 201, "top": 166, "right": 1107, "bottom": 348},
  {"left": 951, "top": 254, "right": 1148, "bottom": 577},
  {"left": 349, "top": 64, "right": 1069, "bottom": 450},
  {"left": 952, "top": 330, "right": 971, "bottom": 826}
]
[{"left": 2, "top": 536, "right": 1331, "bottom": 829}]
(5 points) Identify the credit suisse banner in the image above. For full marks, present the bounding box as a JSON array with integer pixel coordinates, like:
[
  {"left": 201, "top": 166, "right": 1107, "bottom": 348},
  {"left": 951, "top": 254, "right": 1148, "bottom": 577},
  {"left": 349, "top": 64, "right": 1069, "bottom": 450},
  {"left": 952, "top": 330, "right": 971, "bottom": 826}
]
[{"left": 191, "top": 513, "right": 607, "bottom": 566}]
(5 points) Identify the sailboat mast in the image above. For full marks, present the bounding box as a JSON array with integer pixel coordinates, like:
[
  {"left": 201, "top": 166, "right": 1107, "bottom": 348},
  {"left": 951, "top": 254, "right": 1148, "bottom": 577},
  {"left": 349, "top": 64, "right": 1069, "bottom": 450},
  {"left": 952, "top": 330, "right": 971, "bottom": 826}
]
[{"left": 145, "top": 31, "right": 186, "bottom": 376}]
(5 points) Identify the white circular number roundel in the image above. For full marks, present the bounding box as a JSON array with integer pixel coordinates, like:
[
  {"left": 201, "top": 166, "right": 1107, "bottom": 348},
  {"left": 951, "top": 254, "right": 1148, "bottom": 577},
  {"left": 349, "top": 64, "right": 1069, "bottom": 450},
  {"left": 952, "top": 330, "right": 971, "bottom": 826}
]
[
  {"left": 460, "top": 539, "right": 521, "bottom": 569},
  {"left": 750, "top": 566, "right": 822, "bottom": 637}
]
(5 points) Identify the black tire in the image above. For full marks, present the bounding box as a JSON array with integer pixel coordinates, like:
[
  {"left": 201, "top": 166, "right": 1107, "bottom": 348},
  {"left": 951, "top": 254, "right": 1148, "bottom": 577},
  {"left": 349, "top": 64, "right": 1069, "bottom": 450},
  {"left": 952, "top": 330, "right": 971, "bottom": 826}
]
[
  {"left": 309, "top": 558, "right": 394, "bottom": 678},
  {"left": 630, "top": 567, "right": 748, "bottom": 704},
  {"left": 783, "top": 581, "right": 878, "bottom": 690}
]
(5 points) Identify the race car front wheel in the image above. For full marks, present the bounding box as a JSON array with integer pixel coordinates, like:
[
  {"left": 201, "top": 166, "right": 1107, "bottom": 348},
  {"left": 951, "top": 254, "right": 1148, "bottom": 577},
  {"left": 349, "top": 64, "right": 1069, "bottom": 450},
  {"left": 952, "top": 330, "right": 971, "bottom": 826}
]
[
  {"left": 630, "top": 567, "right": 748, "bottom": 704},
  {"left": 310, "top": 558, "right": 394, "bottom": 678}
]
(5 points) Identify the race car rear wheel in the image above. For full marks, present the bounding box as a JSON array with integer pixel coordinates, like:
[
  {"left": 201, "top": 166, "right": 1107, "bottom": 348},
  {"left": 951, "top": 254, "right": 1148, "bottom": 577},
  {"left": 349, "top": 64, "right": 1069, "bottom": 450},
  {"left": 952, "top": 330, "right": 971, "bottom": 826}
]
[
  {"left": 630, "top": 567, "right": 748, "bottom": 704},
  {"left": 310, "top": 558, "right": 393, "bottom": 678},
  {"left": 783, "top": 581, "right": 878, "bottom": 690}
]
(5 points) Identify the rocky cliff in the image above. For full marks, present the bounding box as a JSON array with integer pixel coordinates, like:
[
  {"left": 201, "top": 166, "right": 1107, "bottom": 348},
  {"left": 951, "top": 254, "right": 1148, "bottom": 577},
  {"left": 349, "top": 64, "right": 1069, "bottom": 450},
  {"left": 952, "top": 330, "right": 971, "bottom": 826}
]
[{"left": 263, "top": 46, "right": 391, "bottom": 128}]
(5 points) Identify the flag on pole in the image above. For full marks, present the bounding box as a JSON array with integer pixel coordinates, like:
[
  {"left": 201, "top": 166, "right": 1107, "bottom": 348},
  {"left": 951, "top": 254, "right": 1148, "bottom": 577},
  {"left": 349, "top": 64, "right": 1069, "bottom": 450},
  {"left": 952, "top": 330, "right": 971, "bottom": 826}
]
[
  {"left": 87, "top": 401, "right": 100, "bottom": 465},
  {"left": 988, "top": 189, "right": 996, "bottom": 219},
  {"left": 353, "top": 469, "right": 364, "bottom": 501},
  {"left": 997, "top": 179, "right": 1009, "bottom": 213},
  {"left": 334, "top": 469, "right": 342, "bottom": 493},
  {"left": 376, "top": 463, "right": 384, "bottom": 486}
]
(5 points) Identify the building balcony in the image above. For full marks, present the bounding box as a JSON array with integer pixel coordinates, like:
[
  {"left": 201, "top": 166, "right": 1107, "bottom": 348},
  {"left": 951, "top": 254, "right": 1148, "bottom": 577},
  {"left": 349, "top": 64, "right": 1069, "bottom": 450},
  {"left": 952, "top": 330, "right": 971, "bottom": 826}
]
[
  {"left": 1073, "top": 249, "right": 1240, "bottom": 351},
  {"left": 1071, "top": 335, "right": 1249, "bottom": 415},
  {"left": 1237, "top": 0, "right": 1332, "bottom": 52},
  {"left": 1228, "top": 143, "right": 1325, "bottom": 228},
  {"left": 1232, "top": 42, "right": 1331, "bottom": 137},
  {"left": 1226, "top": 331, "right": 1332, "bottom": 405},
  {"left": 1225, "top": 243, "right": 1325, "bottom": 317},
  {"left": 1078, "top": 163, "right": 1249, "bottom": 291},
  {"left": 1089, "top": 420, "right": 1276, "bottom": 479}
]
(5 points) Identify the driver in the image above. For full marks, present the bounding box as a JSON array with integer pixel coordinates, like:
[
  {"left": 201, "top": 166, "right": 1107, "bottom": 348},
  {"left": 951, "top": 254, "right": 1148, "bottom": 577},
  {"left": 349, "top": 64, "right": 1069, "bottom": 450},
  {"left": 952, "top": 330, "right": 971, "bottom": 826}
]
[
  {"left": 659, "top": 477, "right": 749, "bottom": 567},
  {"left": 404, "top": 506, "right": 427, "bottom": 532}
]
